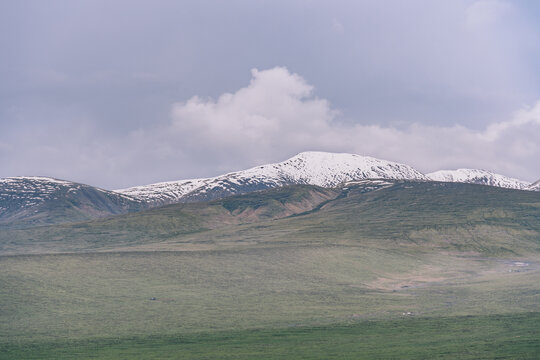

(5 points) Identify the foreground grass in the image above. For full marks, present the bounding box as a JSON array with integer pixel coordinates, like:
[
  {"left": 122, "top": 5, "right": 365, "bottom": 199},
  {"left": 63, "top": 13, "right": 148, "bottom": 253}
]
[
  {"left": 1, "top": 313, "right": 538, "bottom": 359},
  {"left": 2, "top": 248, "right": 538, "bottom": 345}
]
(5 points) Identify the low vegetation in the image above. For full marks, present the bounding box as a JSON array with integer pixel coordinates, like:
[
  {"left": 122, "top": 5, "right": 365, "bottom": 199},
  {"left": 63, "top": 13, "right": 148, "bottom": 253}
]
[{"left": 1, "top": 181, "right": 539, "bottom": 358}]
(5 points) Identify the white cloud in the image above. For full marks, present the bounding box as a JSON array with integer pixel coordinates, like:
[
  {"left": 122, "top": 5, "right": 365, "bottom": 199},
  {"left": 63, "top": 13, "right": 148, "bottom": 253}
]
[
  {"left": 466, "top": 0, "right": 514, "bottom": 29},
  {"left": 2, "top": 67, "right": 538, "bottom": 188},
  {"left": 162, "top": 67, "right": 540, "bottom": 182},
  {"left": 332, "top": 18, "right": 345, "bottom": 34},
  {"left": 3, "top": 1, "right": 540, "bottom": 189},
  {"left": 170, "top": 67, "right": 334, "bottom": 145}
]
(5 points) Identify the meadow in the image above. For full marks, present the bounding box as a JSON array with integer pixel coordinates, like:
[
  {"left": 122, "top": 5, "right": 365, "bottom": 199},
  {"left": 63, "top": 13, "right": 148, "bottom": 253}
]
[{"left": 1, "top": 182, "right": 539, "bottom": 358}]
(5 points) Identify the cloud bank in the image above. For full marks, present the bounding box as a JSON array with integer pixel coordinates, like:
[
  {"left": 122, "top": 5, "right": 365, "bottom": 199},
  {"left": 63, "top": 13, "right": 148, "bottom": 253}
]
[
  {"left": 1, "top": 67, "right": 539, "bottom": 188},
  {"left": 159, "top": 67, "right": 540, "bottom": 183},
  {"left": 2, "top": 1, "right": 540, "bottom": 188}
]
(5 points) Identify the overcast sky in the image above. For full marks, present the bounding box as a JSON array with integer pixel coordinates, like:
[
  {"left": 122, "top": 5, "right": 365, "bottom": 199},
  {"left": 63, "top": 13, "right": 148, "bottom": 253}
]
[{"left": 1, "top": 0, "right": 540, "bottom": 189}]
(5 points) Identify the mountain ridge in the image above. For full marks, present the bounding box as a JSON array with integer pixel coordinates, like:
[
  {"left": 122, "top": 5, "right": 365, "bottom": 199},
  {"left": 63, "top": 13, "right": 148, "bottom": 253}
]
[
  {"left": 1, "top": 152, "right": 538, "bottom": 227},
  {"left": 426, "top": 168, "right": 530, "bottom": 190},
  {"left": 117, "top": 151, "right": 537, "bottom": 205},
  {"left": 115, "top": 151, "right": 428, "bottom": 205},
  {"left": 0, "top": 176, "right": 145, "bottom": 227}
]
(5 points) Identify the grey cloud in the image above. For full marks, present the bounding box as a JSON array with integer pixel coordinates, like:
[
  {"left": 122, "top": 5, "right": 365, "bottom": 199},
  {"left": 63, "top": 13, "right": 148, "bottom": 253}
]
[
  {"left": 163, "top": 67, "right": 540, "bottom": 183},
  {"left": 1, "top": 67, "right": 539, "bottom": 188},
  {"left": 1, "top": 1, "right": 540, "bottom": 187}
]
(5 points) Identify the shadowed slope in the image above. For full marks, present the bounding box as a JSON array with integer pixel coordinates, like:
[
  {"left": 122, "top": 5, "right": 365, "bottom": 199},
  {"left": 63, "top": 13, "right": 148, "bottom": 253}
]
[{"left": 0, "top": 177, "right": 145, "bottom": 228}]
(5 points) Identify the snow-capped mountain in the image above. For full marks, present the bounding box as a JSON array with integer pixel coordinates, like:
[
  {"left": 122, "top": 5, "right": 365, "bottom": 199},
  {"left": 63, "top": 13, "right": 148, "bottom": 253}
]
[
  {"left": 2, "top": 152, "right": 537, "bottom": 227},
  {"left": 528, "top": 180, "right": 540, "bottom": 191},
  {"left": 0, "top": 176, "right": 145, "bottom": 227},
  {"left": 427, "top": 169, "right": 530, "bottom": 190},
  {"left": 117, "top": 152, "right": 428, "bottom": 205}
]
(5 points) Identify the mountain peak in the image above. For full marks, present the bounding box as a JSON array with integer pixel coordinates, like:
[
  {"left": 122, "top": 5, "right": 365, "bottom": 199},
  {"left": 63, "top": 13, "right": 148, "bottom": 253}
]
[
  {"left": 289, "top": 151, "right": 393, "bottom": 167},
  {"left": 261, "top": 151, "right": 428, "bottom": 187},
  {"left": 117, "top": 151, "right": 427, "bottom": 205},
  {"left": 2, "top": 152, "right": 538, "bottom": 226}
]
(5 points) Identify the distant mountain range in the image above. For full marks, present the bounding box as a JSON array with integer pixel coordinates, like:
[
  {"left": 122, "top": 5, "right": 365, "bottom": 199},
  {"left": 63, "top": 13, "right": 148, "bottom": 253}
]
[
  {"left": 1, "top": 151, "right": 538, "bottom": 227},
  {"left": 117, "top": 152, "right": 538, "bottom": 205}
]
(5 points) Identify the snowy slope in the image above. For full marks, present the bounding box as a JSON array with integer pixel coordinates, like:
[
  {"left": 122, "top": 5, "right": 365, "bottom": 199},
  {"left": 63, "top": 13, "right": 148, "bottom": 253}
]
[
  {"left": 4, "top": 153, "right": 536, "bottom": 224},
  {"left": 528, "top": 180, "right": 540, "bottom": 191},
  {"left": 117, "top": 152, "right": 427, "bottom": 205},
  {"left": 0, "top": 176, "right": 145, "bottom": 226},
  {"left": 427, "top": 169, "right": 530, "bottom": 190}
]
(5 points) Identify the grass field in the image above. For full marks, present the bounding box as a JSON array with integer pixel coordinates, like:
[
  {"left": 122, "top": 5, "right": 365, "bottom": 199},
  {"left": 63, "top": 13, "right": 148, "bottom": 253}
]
[
  {"left": 1, "top": 182, "right": 539, "bottom": 358},
  {"left": 2, "top": 313, "right": 539, "bottom": 359}
]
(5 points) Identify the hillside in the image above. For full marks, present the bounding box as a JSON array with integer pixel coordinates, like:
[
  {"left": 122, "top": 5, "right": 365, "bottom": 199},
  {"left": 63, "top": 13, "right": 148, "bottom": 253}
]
[
  {"left": 529, "top": 179, "right": 540, "bottom": 190},
  {"left": 0, "top": 177, "right": 145, "bottom": 228},
  {"left": 2, "top": 152, "right": 537, "bottom": 230},
  {"left": 1, "top": 181, "right": 539, "bottom": 358},
  {"left": 0, "top": 184, "right": 341, "bottom": 254},
  {"left": 2, "top": 180, "right": 538, "bottom": 256}
]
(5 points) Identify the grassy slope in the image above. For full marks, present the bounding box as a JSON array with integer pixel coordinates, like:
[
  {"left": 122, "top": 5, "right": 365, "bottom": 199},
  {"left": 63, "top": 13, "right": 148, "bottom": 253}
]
[
  {"left": 0, "top": 185, "right": 338, "bottom": 254},
  {"left": 1, "top": 181, "right": 539, "bottom": 255},
  {"left": 0, "top": 184, "right": 146, "bottom": 229},
  {"left": 150, "top": 181, "right": 540, "bottom": 256},
  {"left": 1, "top": 182, "right": 539, "bottom": 358}
]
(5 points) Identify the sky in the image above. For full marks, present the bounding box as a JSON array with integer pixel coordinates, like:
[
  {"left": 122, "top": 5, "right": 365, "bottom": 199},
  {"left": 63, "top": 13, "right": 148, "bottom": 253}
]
[{"left": 1, "top": 0, "right": 540, "bottom": 189}]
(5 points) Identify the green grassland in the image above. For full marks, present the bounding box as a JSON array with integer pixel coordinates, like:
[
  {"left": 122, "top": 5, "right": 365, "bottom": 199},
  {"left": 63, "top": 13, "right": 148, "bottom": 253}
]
[
  {"left": 1, "top": 181, "right": 539, "bottom": 358},
  {"left": 3, "top": 313, "right": 539, "bottom": 359}
]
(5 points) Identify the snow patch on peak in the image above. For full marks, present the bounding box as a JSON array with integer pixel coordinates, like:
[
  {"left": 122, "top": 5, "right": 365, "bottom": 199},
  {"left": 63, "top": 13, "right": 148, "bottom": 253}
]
[
  {"left": 0, "top": 176, "right": 73, "bottom": 185},
  {"left": 115, "top": 178, "right": 207, "bottom": 203},
  {"left": 116, "top": 151, "right": 427, "bottom": 205},
  {"left": 246, "top": 151, "right": 428, "bottom": 187},
  {"left": 528, "top": 179, "right": 540, "bottom": 191},
  {"left": 427, "top": 169, "right": 530, "bottom": 190}
]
